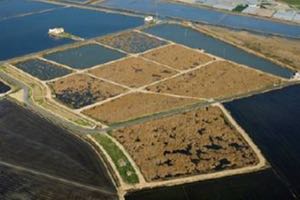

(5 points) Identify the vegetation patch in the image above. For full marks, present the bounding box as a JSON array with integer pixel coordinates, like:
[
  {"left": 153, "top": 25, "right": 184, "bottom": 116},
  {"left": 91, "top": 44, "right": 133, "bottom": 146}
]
[
  {"left": 232, "top": 4, "right": 248, "bottom": 12},
  {"left": 14, "top": 58, "right": 72, "bottom": 80},
  {"left": 97, "top": 31, "right": 167, "bottom": 53},
  {"left": 49, "top": 73, "right": 127, "bottom": 109},
  {"left": 89, "top": 57, "right": 177, "bottom": 88},
  {"left": 112, "top": 106, "right": 259, "bottom": 181},
  {"left": 44, "top": 44, "right": 126, "bottom": 69},
  {"left": 142, "top": 44, "right": 214, "bottom": 70},
  {"left": 146, "top": 61, "right": 282, "bottom": 99},
  {"left": 82, "top": 92, "right": 198, "bottom": 124},
  {"left": 93, "top": 134, "right": 139, "bottom": 184}
]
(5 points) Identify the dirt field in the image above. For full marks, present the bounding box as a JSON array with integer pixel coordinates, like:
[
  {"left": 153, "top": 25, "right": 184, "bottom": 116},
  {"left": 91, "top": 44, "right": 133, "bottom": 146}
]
[
  {"left": 111, "top": 106, "right": 258, "bottom": 181},
  {"left": 197, "top": 24, "right": 300, "bottom": 71},
  {"left": 146, "top": 61, "right": 282, "bottom": 99},
  {"left": 142, "top": 44, "right": 214, "bottom": 70},
  {"left": 97, "top": 31, "right": 167, "bottom": 53},
  {"left": 89, "top": 57, "right": 177, "bottom": 88},
  {"left": 82, "top": 92, "right": 198, "bottom": 124},
  {"left": 48, "top": 74, "right": 127, "bottom": 109}
]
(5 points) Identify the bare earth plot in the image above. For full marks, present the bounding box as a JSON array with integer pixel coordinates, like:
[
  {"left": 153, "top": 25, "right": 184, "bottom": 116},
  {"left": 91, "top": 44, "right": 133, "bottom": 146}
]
[
  {"left": 48, "top": 73, "right": 127, "bottom": 109},
  {"left": 82, "top": 92, "right": 198, "bottom": 124},
  {"left": 97, "top": 31, "right": 167, "bottom": 53},
  {"left": 111, "top": 106, "right": 259, "bottom": 182},
  {"left": 142, "top": 44, "right": 214, "bottom": 70},
  {"left": 146, "top": 61, "right": 282, "bottom": 99},
  {"left": 88, "top": 57, "right": 177, "bottom": 88}
]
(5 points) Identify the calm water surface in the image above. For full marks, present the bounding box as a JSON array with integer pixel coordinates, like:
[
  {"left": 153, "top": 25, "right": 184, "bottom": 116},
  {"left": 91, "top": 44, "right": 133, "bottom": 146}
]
[
  {"left": 144, "top": 23, "right": 294, "bottom": 78},
  {"left": 225, "top": 84, "right": 300, "bottom": 198},
  {"left": 99, "top": 0, "right": 300, "bottom": 38},
  {"left": 0, "top": 5, "right": 143, "bottom": 61}
]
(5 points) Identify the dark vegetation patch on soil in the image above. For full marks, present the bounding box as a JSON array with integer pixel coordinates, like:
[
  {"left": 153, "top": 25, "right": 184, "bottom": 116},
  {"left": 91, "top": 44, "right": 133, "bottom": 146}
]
[
  {"left": 49, "top": 73, "right": 127, "bottom": 109},
  {"left": 82, "top": 92, "right": 198, "bottom": 124},
  {"left": 112, "top": 106, "right": 258, "bottom": 181},
  {"left": 44, "top": 44, "right": 126, "bottom": 69},
  {"left": 146, "top": 61, "right": 282, "bottom": 99},
  {"left": 89, "top": 57, "right": 177, "bottom": 88},
  {"left": 97, "top": 31, "right": 167, "bottom": 53},
  {"left": 14, "top": 58, "right": 72, "bottom": 80},
  {"left": 0, "top": 99, "right": 116, "bottom": 191},
  {"left": 142, "top": 44, "right": 214, "bottom": 70}
]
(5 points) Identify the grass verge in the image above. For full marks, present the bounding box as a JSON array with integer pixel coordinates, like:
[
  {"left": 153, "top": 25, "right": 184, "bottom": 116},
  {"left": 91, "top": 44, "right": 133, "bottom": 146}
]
[{"left": 93, "top": 134, "right": 139, "bottom": 184}]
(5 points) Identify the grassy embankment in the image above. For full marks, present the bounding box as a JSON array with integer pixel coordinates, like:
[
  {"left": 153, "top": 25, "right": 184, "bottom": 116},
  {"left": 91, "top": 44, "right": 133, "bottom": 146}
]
[
  {"left": 1, "top": 66, "right": 94, "bottom": 128},
  {"left": 93, "top": 134, "right": 139, "bottom": 184}
]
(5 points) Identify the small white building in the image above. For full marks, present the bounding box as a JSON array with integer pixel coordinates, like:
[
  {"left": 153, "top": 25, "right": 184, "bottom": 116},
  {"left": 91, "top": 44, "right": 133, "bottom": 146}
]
[
  {"left": 144, "top": 16, "right": 154, "bottom": 23},
  {"left": 48, "top": 28, "right": 64, "bottom": 36}
]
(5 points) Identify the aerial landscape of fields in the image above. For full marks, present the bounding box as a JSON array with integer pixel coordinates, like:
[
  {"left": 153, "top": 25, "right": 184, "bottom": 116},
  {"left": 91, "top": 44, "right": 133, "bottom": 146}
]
[{"left": 1, "top": 0, "right": 300, "bottom": 199}]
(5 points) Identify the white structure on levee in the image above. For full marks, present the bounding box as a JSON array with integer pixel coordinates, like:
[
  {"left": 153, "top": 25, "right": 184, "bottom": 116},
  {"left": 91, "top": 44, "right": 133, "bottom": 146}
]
[
  {"left": 293, "top": 72, "right": 300, "bottom": 80},
  {"left": 144, "top": 16, "right": 154, "bottom": 23},
  {"left": 48, "top": 28, "right": 65, "bottom": 36}
]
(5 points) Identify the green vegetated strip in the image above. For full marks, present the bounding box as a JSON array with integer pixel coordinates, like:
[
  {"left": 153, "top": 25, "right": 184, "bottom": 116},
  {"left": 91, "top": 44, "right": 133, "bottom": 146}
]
[
  {"left": 232, "top": 4, "right": 248, "bottom": 12},
  {"left": 280, "top": 0, "right": 300, "bottom": 7},
  {"left": 93, "top": 134, "right": 139, "bottom": 184}
]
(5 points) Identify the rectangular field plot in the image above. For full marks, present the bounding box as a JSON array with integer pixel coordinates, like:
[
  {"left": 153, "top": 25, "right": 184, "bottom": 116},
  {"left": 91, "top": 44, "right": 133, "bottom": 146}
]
[
  {"left": 14, "top": 59, "right": 72, "bottom": 80},
  {"left": 82, "top": 92, "right": 198, "bottom": 124},
  {"left": 48, "top": 74, "right": 127, "bottom": 109},
  {"left": 44, "top": 44, "right": 126, "bottom": 69},
  {"left": 146, "top": 61, "right": 282, "bottom": 100},
  {"left": 97, "top": 31, "right": 167, "bottom": 53},
  {"left": 89, "top": 57, "right": 177, "bottom": 88},
  {"left": 142, "top": 44, "right": 214, "bottom": 70},
  {"left": 111, "top": 106, "right": 259, "bottom": 181}
]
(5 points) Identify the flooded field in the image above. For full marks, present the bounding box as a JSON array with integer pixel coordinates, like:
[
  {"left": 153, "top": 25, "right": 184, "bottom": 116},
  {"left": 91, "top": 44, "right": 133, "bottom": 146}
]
[
  {"left": 0, "top": 165, "right": 116, "bottom": 200},
  {"left": 44, "top": 44, "right": 126, "bottom": 69},
  {"left": 98, "top": 0, "right": 300, "bottom": 38},
  {"left": 14, "top": 58, "right": 72, "bottom": 80},
  {"left": 125, "top": 169, "right": 295, "bottom": 200},
  {"left": 0, "top": 5, "right": 143, "bottom": 60},
  {"left": 0, "top": 99, "right": 117, "bottom": 196},
  {"left": 225, "top": 84, "right": 300, "bottom": 198},
  {"left": 0, "top": 81, "right": 10, "bottom": 94},
  {"left": 143, "top": 23, "right": 294, "bottom": 78}
]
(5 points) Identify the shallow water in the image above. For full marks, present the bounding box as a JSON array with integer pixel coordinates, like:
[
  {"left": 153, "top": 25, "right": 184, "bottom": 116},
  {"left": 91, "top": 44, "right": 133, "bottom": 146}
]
[
  {"left": 44, "top": 44, "right": 126, "bottom": 69},
  {"left": 99, "top": 0, "right": 300, "bottom": 38},
  {"left": 0, "top": 81, "right": 10, "bottom": 94},
  {"left": 0, "top": 5, "right": 143, "bottom": 61},
  {"left": 126, "top": 169, "right": 295, "bottom": 200},
  {"left": 225, "top": 84, "right": 300, "bottom": 198},
  {"left": 143, "top": 23, "right": 294, "bottom": 78},
  {"left": 0, "top": 0, "right": 60, "bottom": 20}
]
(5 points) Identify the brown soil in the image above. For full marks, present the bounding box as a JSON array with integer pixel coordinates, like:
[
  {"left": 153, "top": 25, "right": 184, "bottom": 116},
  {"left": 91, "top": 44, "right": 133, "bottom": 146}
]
[
  {"left": 146, "top": 61, "right": 282, "bottom": 99},
  {"left": 97, "top": 31, "right": 167, "bottom": 53},
  {"left": 82, "top": 92, "right": 198, "bottom": 124},
  {"left": 48, "top": 74, "right": 127, "bottom": 109},
  {"left": 142, "top": 44, "right": 214, "bottom": 70},
  {"left": 112, "top": 106, "right": 258, "bottom": 181},
  {"left": 88, "top": 57, "right": 178, "bottom": 88},
  {"left": 197, "top": 24, "right": 300, "bottom": 71}
]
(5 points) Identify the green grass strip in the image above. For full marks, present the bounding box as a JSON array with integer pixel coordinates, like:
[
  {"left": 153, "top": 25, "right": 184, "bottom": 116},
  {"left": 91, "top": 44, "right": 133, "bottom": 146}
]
[{"left": 93, "top": 134, "right": 139, "bottom": 184}]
